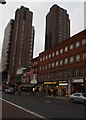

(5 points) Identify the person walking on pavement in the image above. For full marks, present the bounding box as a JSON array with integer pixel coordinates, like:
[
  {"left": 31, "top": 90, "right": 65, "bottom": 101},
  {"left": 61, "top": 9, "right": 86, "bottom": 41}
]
[{"left": 18, "top": 87, "right": 21, "bottom": 95}]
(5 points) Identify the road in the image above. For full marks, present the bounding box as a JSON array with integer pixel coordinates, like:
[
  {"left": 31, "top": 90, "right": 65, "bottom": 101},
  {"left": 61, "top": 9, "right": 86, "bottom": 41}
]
[{"left": 2, "top": 92, "right": 86, "bottom": 119}]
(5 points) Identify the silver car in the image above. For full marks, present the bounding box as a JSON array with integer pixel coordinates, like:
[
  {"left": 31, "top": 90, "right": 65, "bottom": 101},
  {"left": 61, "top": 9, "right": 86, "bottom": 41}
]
[{"left": 69, "top": 93, "right": 86, "bottom": 104}]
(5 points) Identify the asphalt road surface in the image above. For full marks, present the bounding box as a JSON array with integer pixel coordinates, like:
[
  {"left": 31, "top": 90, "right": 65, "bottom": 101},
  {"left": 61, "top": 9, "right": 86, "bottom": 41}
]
[{"left": 2, "top": 92, "right": 86, "bottom": 119}]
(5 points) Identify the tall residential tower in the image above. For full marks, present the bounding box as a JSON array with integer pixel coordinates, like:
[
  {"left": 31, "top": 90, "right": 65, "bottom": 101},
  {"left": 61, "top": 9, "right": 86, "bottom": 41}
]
[
  {"left": 2, "top": 6, "right": 34, "bottom": 84},
  {"left": 45, "top": 4, "right": 70, "bottom": 50}
]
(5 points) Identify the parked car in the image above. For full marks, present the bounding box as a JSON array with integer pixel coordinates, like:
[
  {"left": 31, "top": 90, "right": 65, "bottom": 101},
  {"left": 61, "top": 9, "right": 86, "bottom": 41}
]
[
  {"left": 5, "top": 87, "right": 15, "bottom": 94},
  {"left": 69, "top": 93, "right": 86, "bottom": 104}
]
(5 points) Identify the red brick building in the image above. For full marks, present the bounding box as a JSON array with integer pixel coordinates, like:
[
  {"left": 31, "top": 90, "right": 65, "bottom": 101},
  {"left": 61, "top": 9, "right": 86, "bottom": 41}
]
[{"left": 32, "top": 29, "right": 86, "bottom": 96}]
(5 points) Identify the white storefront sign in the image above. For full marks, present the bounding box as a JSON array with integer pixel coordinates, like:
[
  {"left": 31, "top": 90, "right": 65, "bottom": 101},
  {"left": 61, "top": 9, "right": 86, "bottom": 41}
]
[{"left": 72, "top": 79, "right": 84, "bottom": 83}]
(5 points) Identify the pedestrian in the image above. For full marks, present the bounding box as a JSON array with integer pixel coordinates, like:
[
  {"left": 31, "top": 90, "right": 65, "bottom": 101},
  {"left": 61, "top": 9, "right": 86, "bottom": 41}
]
[{"left": 18, "top": 87, "right": 21, "bottom": 95}]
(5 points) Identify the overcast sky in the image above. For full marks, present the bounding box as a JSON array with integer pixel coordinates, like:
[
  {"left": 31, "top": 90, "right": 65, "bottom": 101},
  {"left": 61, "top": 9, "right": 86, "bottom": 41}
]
[{"left": 0, "top": 0, "right": 85, "bottom": 60}]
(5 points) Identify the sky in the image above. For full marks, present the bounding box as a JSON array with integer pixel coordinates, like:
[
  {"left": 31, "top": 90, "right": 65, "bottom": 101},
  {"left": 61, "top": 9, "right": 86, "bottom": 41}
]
[{"left": 0, "top": 0, "right": 85, "bottom": 61}]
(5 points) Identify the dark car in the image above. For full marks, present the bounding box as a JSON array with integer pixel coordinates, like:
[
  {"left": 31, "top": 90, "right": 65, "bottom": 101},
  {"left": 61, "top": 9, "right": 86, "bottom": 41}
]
[
  {"left": 5, "top": 87, "right": 15, "bottom": 94},
  {"left": 69, "top": 93, "right": 86, "bottom": 104}
]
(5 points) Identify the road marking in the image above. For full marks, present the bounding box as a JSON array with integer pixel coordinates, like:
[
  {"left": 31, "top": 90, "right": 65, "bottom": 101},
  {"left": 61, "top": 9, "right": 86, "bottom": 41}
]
[
  {"left": 40, "top": 99, "right": 50, "bottom": 103},
  {"left": 0, "top": 98, "right": 49, "bottom": 120}
]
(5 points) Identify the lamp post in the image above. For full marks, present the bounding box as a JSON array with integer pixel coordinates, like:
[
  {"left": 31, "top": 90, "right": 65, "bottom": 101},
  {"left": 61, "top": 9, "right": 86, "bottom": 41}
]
[{"left": 0, "top": 0, "right": 6, "bottom": 4}]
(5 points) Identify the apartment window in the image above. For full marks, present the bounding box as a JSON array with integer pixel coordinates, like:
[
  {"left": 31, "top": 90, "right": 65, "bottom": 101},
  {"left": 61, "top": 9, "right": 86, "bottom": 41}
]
[
  {"left": 59, "top": 71, "right": 62, "bottom": 78},
  {"left": 76, "top": 41, "right": 80, "bottom": 48},
  {"left": 64, "top": 58, "right": 68, "bottom": 64},
  {"left": 56, "top": 50, "right": 59, "bottom": 55},
  {"left": 49, "top": 54, "right": 51, "bottom": 59},
  {"left": 83, "top": 52, "right": 86, "bottom": 60},
  {"left": 76, "top": 68, "right": 80, "bottom": 77},
  {"left": 56, "top": 61, "right": 58, "bottom": 66},
  {"left": 43, "top": 57, "right": 45, "bottom": 61},
  {"left": 70, "top": 69, "right": 74, "bottom": 77},
  {"left": 70, "top": 44, "right": 74, "bottom": 50},
  {"left": 51, "top": 73, "right": 54, "bottom": 80},
  {"left": 47, "top": 73, "right": 50, "bottom": 80},
  {"left": 52, "top": 52, "right": 55, "bottom": 57},
  {"left": 48, "top": 63, "right": 51, "bottom": 69},
  {"left": 52, "top": 62, "right": 54, "bottom": 68},
  {"left": 60, "top": 60, "right": 63, "bottom": 66},
  {"left": 65, "top": 46, "right": 68, "bottom": 52},
  {"left": 65, "top": 70, "right": 68, "bottom": 78},
  {"left": 82, "top": 38, "right": 86, "bottom": 45},
  {"left": 60, "top": 48, "right": 63, "bottom": 54},
  {"left": 40, "top": 66, "right": 42, "bottom": 71},
  {"left": 42, "top": 66, "right": 44, "bottom": 70},
  {"left": 70, "top": 56, "right": 74, "bottom": 64},
  {"left": 76, "top": 54, "right": 80, "bottom": 62},
  {"left": 46, "top": 55, "right": 48, "bottom": 60},
  {"left": 45, "top": 64, "right": 47, "bottom": 70},
  {"left": 40, "top": 58, "right": 42, "bottom": 62},
  {"left": 83, "top": 66, "right": 86, "bottom": 75}
]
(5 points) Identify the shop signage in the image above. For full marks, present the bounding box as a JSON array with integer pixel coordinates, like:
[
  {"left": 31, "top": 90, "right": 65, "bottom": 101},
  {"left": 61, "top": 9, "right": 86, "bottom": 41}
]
[
  {"left": 59, "top": 80, "right": 68, "bottom": 86},
  {"left": 44, "top": 82, "right": 57, "bottom": 84},
  {"left": 72, "top": 79, "right": 84, "bottom": 83},
  {"left": 59, "top": 83, "right": 68, "bottom": 86}
]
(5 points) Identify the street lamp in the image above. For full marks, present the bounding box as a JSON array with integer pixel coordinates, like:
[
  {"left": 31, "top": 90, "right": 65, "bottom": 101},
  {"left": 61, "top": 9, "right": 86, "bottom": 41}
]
[{"left": 0, "top": 0, "right": 6, "bottom": 4}]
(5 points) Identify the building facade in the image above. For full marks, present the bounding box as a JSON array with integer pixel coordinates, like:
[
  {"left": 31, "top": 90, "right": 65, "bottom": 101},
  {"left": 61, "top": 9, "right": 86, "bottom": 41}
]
[
  {"left": 2, "top": 6, "right": 34, "bottom": 85},
  {"left": 45, "top": 4, "right": 70, "bottom": 50},
  {"left": 32, "top": 29, "right": 86, "bottom": 96},
  {"left": 1, "top": 19, "right": 14, "bottom": 83}
]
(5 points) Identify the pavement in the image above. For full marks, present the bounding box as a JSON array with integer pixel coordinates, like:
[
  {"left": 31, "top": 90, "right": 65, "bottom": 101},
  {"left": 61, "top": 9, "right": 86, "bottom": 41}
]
[
  {"left": 22, "top": 92, "right": 69, "bottom": 101},
  {"left": 47, "top": 95, "right": 69, "bottom": 101}
]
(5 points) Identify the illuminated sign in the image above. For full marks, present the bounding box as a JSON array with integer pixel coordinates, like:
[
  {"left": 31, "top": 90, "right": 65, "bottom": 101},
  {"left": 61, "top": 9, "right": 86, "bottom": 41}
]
[
  {"left": 72, "top": 79, "right": 84, "bottom": 83},
  {"left": 44, "top": 82, "right": 57, "bottom": 84}
]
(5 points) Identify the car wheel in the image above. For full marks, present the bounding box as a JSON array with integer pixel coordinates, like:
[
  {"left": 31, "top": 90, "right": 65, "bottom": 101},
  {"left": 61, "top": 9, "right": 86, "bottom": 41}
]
[{"left": 70, "top": 98, "right": 74, "bottom": 103}]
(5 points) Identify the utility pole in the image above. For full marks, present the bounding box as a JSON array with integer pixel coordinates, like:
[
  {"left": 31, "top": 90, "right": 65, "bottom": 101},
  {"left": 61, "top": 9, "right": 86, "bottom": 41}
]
[{"left": 0, "top": 0, "right": 6, "bottom": 4}]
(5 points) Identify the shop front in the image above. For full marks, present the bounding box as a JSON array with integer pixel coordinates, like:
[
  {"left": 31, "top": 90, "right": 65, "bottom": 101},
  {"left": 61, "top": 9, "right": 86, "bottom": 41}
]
[
  {"left": 36, "top": 81, "right": 58, "bottom": 95},
  {"left": 58, "top": 80, "right": 68, "bottom": 96},
  {"left": 71, "top": 78, "right": 85, "bottom": 93}
]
